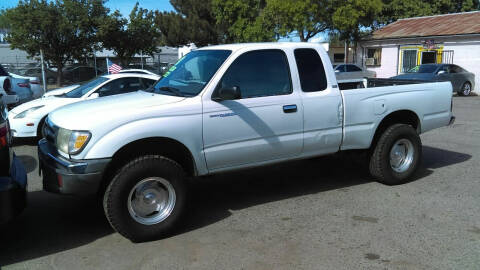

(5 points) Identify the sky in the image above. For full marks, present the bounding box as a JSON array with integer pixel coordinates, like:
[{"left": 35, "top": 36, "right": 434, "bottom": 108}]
[{"left": 0, "top": 0, "right": 175, "bottom": 16}]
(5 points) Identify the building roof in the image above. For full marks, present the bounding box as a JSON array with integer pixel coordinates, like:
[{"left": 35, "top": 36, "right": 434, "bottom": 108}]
[{"left": 371, "top": 11, "right": 480, "bottom": 40}]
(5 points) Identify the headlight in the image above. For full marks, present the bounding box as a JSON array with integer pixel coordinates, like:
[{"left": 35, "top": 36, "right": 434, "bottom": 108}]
[
  {"left": 56, "top": 128, "right": 91, "bottom": 155},
  {"left": 14, "top": 105, "right": 44, "bottom": 119}
]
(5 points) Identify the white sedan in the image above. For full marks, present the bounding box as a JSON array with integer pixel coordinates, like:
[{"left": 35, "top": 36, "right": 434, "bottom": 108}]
[{"left": 9, "top": 73, "right": 159, "bottom": 138}]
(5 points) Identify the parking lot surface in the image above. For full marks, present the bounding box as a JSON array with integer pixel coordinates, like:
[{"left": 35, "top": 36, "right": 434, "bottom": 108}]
[{"left": 1, "top": 96, "right": 479, "bottom": 270}]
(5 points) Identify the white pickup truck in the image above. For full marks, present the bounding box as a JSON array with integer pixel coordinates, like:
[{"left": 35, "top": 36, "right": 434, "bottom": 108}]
[{"left": 38, "top": 43, "right": 454, "bottom": 242}]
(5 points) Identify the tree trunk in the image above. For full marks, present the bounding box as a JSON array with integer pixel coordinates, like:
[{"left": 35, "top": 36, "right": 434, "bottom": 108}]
[{"left": 56, "top": 62, "right": 64, "bottom": 87}]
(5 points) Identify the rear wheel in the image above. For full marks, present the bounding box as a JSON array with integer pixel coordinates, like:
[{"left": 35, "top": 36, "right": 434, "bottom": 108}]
[
  {"left": 457, "top": 82, "right": 471, "bottom": 96},
  {"left": 369, "top": 124, "right": 422, "bottom": 185},
  {"left": 103, "top": 155, "right": 187, "bottom": 242}
]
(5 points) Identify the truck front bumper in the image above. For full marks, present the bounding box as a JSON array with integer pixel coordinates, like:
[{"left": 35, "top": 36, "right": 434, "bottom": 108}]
[{"left": 38, "top": 139, "right": 111, "bottom": 195}]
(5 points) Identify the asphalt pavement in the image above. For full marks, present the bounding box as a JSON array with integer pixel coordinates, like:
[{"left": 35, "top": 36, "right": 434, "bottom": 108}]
[{"left": 1, "top": 96, "right": 479, "bottom": 270}]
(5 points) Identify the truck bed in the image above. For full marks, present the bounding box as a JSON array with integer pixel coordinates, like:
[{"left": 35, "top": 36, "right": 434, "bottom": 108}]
[{"left": 338, "top": 78, "right": 430, "bottom": 90}]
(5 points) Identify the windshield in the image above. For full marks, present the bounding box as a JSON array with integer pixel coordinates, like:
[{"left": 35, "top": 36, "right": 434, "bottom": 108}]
[
  {"left": 63, "top": 76, "right": 109, "bottom": 98},
  {"left": 149, "top": 50, "right": 231, "bottom": 97},
  {"left": 409, "top": 65, "right": 438, "bottom": 73}
]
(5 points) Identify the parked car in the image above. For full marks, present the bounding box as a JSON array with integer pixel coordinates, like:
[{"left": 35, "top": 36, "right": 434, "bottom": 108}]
[
  {"left": 10, "top": 72, "right": 43, "bottom": 99},
  {"left": 62, "top": 66, "right": 99, "bottom": 83},
  {"left": 9, "top": 73, "right": 159, "bottom": 138},
  {"left": 0, "top": 66, "right": 19, "bottom": 107},
  {"left": 334, "top": 64, "right": 376, "bottom": 80},
  {"left": 19, "top": 68, "right": 57, "bottom": 85},
  {"left": 391, "top": 64, "right": 475, "bottom": 96},
  {"left": 38, "top": 42, "right": 454, "bottom": 242},
  {"left": 0, "top": 94, "right": 27, "bottom": 224},
  {"left": 118, "top": 69, "right": 159, "bottom": 76},
  {"left": 9, "top": 74, "right": 34, "bottom": 105}
]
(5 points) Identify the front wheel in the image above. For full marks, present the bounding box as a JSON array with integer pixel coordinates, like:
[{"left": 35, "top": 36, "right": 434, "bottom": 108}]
[
  {"left": 369, "top": 124, "right": 422, "bottom": 185},
  {"left": 103, "top": 155, "right": 187, "bottom": 242},
  {"left": 458, "top": 82, "right": 472, "bottom": 96}
]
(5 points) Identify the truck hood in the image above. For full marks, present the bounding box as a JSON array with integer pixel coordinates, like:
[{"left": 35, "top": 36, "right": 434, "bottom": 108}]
[{"left": 49, "top": 91, "right": 186, "bottom": 130}]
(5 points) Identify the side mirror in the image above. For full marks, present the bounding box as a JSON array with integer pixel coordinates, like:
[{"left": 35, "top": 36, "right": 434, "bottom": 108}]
[
  {"left": 88, "top": 93, "right": 99, "bottom": 99},
  {"left": 213, "top": 86, "right": 241, "bottom": 101},
  {"left": 437, "top": 70, "right": 446, "bottom": 75}
]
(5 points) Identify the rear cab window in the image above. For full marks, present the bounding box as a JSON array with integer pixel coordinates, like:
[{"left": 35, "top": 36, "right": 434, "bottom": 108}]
[{"left": 294, "top": 48, "right": 327, "bottom": 92}]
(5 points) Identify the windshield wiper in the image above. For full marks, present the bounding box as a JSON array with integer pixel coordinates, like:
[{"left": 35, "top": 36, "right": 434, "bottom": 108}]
[{"left": 158, "top": 86, "right": 185, "bottom": 97}]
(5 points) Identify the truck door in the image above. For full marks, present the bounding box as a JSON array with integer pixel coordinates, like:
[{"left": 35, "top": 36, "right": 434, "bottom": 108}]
[
  {"left": 202, "top": 49, "right": 304, "bottom": 171},
  {"left": 294, "top": 48, "right": 343, "bottom": 156}
]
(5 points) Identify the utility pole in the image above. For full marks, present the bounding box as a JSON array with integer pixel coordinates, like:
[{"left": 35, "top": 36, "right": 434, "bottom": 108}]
[{"left": 40, "top": 49, "right": 47, "bottom": 92}]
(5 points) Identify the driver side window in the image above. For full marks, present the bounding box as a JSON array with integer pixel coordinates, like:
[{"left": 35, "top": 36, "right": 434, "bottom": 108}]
[{"left": 218, "top": 50, "right": 292, "bottom": 99}]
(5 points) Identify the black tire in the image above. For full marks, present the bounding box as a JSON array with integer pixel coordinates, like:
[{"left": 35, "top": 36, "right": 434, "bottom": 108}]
[
  {"left": 457, "top": 82, "right": 472, "bottom": 96},
  {"left": 369, "top": 124, "right": 422, "bottom": 185},
  {"left": 37, "top": 117, "right": 47, "bottom": 141},
  {"left": 103, "top": 155, "right": 187, "bottom": 242}
]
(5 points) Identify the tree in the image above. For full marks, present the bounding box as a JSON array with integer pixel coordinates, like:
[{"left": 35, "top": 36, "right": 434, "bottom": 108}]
[
  {"left": 154, "top": 0, "right": 224, "bottom": 47},
  {"left": 4, "top": 0, "right": 107, "bottom": 85},
  {"left": 212, "top": 0, "right": 276, "bottom": 42},
  {"left": 99, "top": 3, "right": 161, "bottom": 67},
  {"left": 262, "top": 0, "right": 334, "bottom": 42},
  {"left": 154, "top": 11, "right": 191, "bottom": 47}
]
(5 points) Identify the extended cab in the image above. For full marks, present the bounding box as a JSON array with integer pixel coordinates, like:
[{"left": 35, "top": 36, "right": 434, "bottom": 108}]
[{"left": 38, "top": 43, "right": 454, "bottom": 242}]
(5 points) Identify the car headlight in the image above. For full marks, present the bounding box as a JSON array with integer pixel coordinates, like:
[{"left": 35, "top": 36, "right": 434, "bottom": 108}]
[
  {"left": 56, "top": 128, "right": 91, "bottom": 155},
  {"left": 14, "top": 105, "right": 44, "bottom": 119}
]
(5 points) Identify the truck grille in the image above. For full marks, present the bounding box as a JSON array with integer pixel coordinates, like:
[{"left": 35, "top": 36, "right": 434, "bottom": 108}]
[{"left": 43, "top": 118, "right": 58, "bottom": 145}]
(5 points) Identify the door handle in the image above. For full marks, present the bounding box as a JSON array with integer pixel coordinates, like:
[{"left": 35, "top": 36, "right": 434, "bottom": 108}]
[{"left": 283, "top": 104, "right": 297, "bottom": 113}]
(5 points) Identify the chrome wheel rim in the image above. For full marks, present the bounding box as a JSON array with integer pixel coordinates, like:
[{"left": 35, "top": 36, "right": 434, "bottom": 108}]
[
  {"left": 389, "top": 139, "right": 415, "bottom": 173},
  {"left": 463, "top": 83, "right": 471, "bottom": 96},
  {"left": 128, "top": 177, "right": 176, "bottom": 225}
]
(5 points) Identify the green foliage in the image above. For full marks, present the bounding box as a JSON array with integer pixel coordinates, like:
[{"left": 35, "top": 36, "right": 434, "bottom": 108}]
[
  {"left": 212, "top": 0, "right": 275, "bottom": 42},
  {"left": 155, "top": 0, "right": 223, "bottom": 47},
  {"left": 154, "top": 11, "right": 191, "bottom": 47},
  {"left": 99, "top": 3, "right": 161, "bottom": 66},
  {"left": 331, "top": 0, "right": 383, "bottom": 40},
  {"left": 4, "top": 0, "right": 108, "bottom": 85},
  {"left": 262, "top": 0, "right": 333, "bottom": 42}
]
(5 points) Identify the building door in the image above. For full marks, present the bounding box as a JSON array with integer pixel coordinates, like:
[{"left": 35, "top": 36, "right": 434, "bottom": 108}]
[
  {"left": 401, "top": 50, "right": 417, "bottom": 73},
  {"left": 421, "top": 51, "right": 436, "bottom": 64}
]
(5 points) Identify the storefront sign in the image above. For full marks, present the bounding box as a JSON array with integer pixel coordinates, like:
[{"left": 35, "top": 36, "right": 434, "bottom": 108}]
[{"left": 422, "top": 40, "right": 438, "bottom": 50}]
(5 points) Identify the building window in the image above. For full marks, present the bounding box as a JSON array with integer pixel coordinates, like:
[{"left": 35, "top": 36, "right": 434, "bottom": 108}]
[
  {"left": 366, "top": 48, "right": 381, "bottom": 66},
  {"left": 333, "top": 53, "right": 345, "bottom": 63}
]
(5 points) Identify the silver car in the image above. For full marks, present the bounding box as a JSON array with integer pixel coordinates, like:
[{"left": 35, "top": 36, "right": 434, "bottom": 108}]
[
  {"left": 334, "top": 64, "right": 377, "bottom": 81},
  {"left": 334, "top": 64, "right": 376, "bottom": 81}
]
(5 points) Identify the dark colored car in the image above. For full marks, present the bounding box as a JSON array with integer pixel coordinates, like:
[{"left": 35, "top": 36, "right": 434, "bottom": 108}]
[
  {"left": 63, "top": 66, "right": 102, "bottom": 83},
  {"left": 0, "top": 94, "right": 27, "bottom": 224},
  {"left": 392, "top": 64, "right": 475, "bottom": 96}
]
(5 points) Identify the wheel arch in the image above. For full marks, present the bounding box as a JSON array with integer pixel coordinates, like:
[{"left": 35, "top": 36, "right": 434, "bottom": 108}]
[
  {"left": 370, "top": 110, "right": 421, "bottom": 149},
  {"left": 99, "top": 137, "right": 197, "bottom": 195}
]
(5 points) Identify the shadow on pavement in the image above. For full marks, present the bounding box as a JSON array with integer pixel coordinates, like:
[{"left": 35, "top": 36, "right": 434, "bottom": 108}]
[
  {"left": 16, "top": 155, "right": 37, "bottom": 174},
  {"left": 0, "top": 145, "right": 471, "bottom": 264}
]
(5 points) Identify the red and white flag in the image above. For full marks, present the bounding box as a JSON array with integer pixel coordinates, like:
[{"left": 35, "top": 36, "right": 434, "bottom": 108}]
[{"left": 107, "top": 58, "right": 122, "bottom": 74}]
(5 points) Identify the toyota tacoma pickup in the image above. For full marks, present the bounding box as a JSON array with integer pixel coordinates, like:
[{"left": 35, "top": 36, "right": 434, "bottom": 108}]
[{"left": 38, "top": 43, "right": 454, "bottom": 242}]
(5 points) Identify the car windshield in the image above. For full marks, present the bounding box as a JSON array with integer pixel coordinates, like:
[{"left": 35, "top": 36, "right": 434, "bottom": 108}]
[
  {"left": 409, "top": 65, "right": 438, "bottom": 73},
  {"left": 63, "top": 76, "right": 109, "bottom": 98},
  {"left": 148, "top": 50, "right": 231, "bottom": 97}
]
